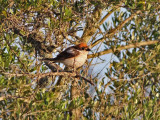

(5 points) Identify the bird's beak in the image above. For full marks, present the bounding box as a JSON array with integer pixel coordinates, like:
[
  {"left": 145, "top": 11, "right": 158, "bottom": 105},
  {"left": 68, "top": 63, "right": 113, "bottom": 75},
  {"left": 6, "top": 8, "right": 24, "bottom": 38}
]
[{"left": 86, "top": 48, "right": 91, "bottom": 51}]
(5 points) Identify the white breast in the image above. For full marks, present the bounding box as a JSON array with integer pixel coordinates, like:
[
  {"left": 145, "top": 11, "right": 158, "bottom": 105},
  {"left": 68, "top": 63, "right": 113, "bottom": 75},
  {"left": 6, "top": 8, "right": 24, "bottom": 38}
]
[{"left": 62, "top": 51, "right": 88, "bottom": 68}]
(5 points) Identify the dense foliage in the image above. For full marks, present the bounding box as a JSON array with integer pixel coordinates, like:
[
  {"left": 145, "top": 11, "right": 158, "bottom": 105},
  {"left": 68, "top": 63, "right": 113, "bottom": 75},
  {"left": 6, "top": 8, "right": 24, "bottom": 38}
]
[{"left": 0, "top": 0, "right": 159, "bottom": 119}]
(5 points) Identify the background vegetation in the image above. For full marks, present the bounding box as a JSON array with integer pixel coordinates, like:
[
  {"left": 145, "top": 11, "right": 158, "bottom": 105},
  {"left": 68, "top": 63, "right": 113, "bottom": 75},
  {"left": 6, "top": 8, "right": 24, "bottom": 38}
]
[{"left": 0, "top": 0, "right": 159, "bottom": 119}]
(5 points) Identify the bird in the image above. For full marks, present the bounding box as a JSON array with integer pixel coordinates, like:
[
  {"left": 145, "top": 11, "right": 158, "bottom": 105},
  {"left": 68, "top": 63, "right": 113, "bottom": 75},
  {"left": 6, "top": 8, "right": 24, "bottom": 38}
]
[{"left": 40, "top": 43, "right": 91, "bottom": 69}]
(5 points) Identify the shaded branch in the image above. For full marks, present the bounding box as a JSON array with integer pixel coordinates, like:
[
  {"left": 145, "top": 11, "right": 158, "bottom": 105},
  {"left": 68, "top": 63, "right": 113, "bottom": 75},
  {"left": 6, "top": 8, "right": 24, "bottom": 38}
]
[
  {"left": 82, "top": 6, "right": 120, "bottom": 43},
  {"left": 3, "top": 72, "right": 94, "bottom": 85},
  {"left": 81, "top": 3, "right": 109, "bottom": 43},
  {"left": 88, "top": 40, "right": 159, "bottom": 58}
]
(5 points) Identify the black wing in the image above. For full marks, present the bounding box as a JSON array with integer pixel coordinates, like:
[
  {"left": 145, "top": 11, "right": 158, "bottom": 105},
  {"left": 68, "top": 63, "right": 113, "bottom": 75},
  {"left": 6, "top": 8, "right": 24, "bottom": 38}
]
[{"left": 54, "top": 47, "right": 80, "bottom": 60}]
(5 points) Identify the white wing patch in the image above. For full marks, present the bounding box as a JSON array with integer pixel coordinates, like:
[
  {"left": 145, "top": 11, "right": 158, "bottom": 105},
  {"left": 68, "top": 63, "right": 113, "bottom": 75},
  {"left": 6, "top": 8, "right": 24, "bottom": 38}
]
[{"left": 66, "top": 48, "right": 76, "bottom": 54}]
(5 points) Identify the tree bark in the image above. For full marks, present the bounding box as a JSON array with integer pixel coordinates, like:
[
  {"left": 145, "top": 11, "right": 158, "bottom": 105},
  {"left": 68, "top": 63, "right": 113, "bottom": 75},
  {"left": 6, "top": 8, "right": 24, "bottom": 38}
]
[{"left": 71, "top": 78, "right": 81, "bottom": 119}]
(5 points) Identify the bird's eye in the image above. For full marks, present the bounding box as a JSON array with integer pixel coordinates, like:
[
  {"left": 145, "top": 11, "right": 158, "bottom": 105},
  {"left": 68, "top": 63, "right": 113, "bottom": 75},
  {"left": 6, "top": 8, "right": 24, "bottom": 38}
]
[{"left": 81, "top": 47, "right": 85, "bottom": 50}]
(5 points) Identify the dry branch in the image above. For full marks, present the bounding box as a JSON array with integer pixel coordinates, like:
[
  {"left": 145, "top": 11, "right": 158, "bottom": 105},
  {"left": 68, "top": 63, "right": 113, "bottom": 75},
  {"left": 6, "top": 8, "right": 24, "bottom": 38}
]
[
  {"left": 106, "top": 10, "right": 141, "bottom": 36},
  {"left": 3, "top": 72, "right": 94, "bottom": 85},
  {"left": 91, "top": 10, "right": 141, "bottom": 48},
  {"left": 82, "top": 7, "right": 118, "bottom": 43},
  {"left": 88, "top": 40, "right": 159, "bottom": 58}
]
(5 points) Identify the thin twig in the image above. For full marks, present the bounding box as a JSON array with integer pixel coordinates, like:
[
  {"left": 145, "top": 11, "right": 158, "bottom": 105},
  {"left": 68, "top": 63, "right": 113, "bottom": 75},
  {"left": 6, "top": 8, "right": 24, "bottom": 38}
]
[
  {"left": 91, "top": 10, "right": 141, "bottom": 48},
  {"left": 75, "top": 75, "right": 94, "bottom": 86}
]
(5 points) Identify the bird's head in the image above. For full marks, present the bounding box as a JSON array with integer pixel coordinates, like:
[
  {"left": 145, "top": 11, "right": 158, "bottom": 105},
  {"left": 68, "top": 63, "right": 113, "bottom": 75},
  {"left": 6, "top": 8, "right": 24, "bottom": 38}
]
[{"left": 75, "top": 43, "right": 91, "bottom": 51}]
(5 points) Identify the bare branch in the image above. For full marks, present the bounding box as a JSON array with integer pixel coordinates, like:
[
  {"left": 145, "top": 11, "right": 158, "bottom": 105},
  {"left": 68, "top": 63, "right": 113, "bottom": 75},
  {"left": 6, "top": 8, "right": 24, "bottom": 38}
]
[
  {"left": 3, "top": 72, "right": 94, "bottom": 85},
  {"left": 75, "top": 75, "right": 94, "bottom": 85},
  {"left": 0, "top": 95, "right": 30, "bottom": 102},
  {"left": 91, "top": 10, "right": 141, "bottom": 48},
  {"left": 3, "top": 72, "right": 76, "bottom": 77},
  {"left": 81, "top": 6, "right": 103, "bottom": 43},
  {"left": 106, "top": 10, "right": 141, "bottom": 37},
  {"left": 82, "top": 7, "right": 119, "bottom": 43},
  {"left": 88, "top": 40, "right": 159, "bottom": 58},
  {"left": 99, "top": 7, "right": 119, "bottom": 25}
]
